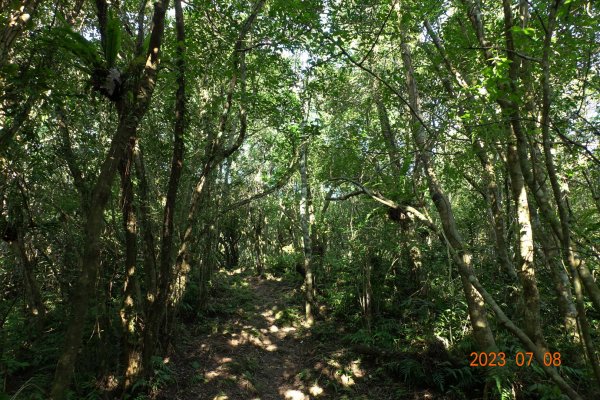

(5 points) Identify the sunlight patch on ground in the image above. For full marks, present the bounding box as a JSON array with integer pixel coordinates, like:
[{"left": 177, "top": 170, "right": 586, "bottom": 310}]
[
  {"left": 261, "top": 309, "right": 275, "bottom": 323},
  {"left": 205, "top": 369, "right": 226, "bottom": 381},
  {"left": 227, "top": 329, "right": 278, "bottom": 351},
  {"left": 300, "top": 320, "right": 314, "bottom": 328},
  {"left": 205, "top": 357, "right": 234, "bottom": 381},
  {"left": 212, "top": 395, "right": 228, "bottom": 400},
  {"left": 264, "top": 273, "right": 283, "bottom": 281},
  {"left": 271, "top": 324, "right": 297, "bottom": 339},
  {"left": 309, "top": 384, "right": 324, "bottom": 396},
  {"left": 350, "top": 359, "right": 365, "bottom": 378},
  {"left": 339, "top": 373, "right": 355, "bottom": 386},
  {"left": 224, "top": 268, "right": 244, "bottom": 276},
  {"left": 312, "top": 357, "right": 364, "bottom": 388},
  {"left": 283, "top": 389, "right": 308, "bottom": 400}
]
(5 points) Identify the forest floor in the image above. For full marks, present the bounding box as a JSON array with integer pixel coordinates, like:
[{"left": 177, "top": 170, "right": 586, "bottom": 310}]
[{"left": 156, "top": 270, "right": 425, "bottom": 400}]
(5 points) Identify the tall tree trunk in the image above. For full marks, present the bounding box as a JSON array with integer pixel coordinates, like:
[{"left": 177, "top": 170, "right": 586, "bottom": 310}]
[
  {"left": 423, "top": 19, "right": 518, "bottom": 283},
  {"left": 538, "top": 8, "right": 600, "bottom": 375},
  {"left": 372, "top": 80, "right": 403, "bottom": 176},
  {"left": 10, "top": 227, "right": 45, "bottom": 324},
  {"left": 167, "top": 0, "right": 265, "bottom": 310},
  {"left": 459, "top": 0, "right": 596, "bottom": 391},
  {"left": 506, "top": 142, "right": 544, "bottom": 348},
  {"left": 141, "top": 0, "right": 185, "bottom": 375},
  {"left": 361, "top": 255, "right": 373, "bottom": 333},
  {"left": 299, "top": 130, "right": 316, "bottom": 325},
  {"left": 132, "top": 144, "right": 158, "bottom": 314},
  {"left": 118, "top": 140, "right": 142, "bottom": 392},
  {"left": 398, "top": 31, "right": 497, "bottom": 351},
  {"left": 50, "top": 1, "right": 170, "bottom": 397},
  {"left": 254, "top": 210, "right": 266, "bottom": 276}
]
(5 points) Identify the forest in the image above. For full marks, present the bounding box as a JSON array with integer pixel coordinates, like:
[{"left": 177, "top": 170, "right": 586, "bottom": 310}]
[{"left": 1, "top": 0, "right": 599, "bottom": 399}]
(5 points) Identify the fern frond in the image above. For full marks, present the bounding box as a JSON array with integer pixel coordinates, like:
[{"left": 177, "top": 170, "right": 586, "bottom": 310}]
[
  {"left": 50, "top": 27, "right": 103, "bottom": 72},
  {"left": 104, "top": 11, "right": 122, "bottom": 67}
]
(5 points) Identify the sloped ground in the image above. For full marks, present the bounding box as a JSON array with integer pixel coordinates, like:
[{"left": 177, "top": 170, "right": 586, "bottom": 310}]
[{"left": 157, "top": 271, "right": 432, "bottom": 400}]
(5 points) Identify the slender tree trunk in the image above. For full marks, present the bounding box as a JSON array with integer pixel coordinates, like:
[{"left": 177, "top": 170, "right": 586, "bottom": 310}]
[
  {"left": 459, "top": 0, "right": 595, "bottom": 391},
  {"left": 195, "top": 179, "right": 217, "bottom": 310},
  {"left": 534, "top": 213, "right": 578, "bottom": 338},
  {"left": 167, "top": 0, "right": 264, "bottom": 313},
  {"left": 539, "top": 17, "right": 600, "bottom": 376},
  {"left": 299, "top": 131, "right": 316, "bottom": 325},
  {"left": 118, "top": 140, "right": 142, "bottom": 392},
  {"left": 398, "top": 31, "right": 497, "bottom": 351},
  {"left": 0, "top": 0, "right": 40, "bottom": 68},
  {"left": 538, "top": 0, "right": 600, "bottom": 327},
  {"left": 141, "top": 0, "right": 185, "bottom": 375},
  {"left": 51, "top": 115, "right": 142, "bottom": 400},
  {"left": 424, "top": 20, "right": 518, "bottom": 283},
  {"left": 11, "top": 229, "right": 45, "bottom": 323},
  {"left": 467, "top": 274, "right": 583, "bottom": 400},
  {"left": 132, "top": 144, "right": 158, "bottom": 313},
  {"left": 254, "top": 210, "right": 265, "bottom": 276},
  {"left": 457, "top": 0, "right": 549, "bottom": 350},
  {"left": 372, "top": 80, "right": 403, "bottom": 176},
  {"left": 361, "top": 256, "right": 373, "bottom": 333}
]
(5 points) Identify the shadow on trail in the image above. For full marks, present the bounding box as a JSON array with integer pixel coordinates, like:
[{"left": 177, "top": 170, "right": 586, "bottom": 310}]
[{"left": 158, "top": 270, "right": 435, "bottom": 400}]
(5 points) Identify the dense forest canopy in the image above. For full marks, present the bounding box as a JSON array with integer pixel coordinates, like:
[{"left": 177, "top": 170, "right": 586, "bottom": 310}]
[{"left": 0, "top": 0, "right": 599, "bottom": 399}]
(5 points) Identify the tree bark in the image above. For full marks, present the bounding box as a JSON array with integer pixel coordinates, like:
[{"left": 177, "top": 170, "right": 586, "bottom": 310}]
[
  {"left": 506, "top": 141, "right": 544, "bottom": 348},
  {"left": 141, "top": 0, "right": 186, "bottom": 375},
  {"left": 118, "top": 139, "right": 142, "bottom": 392},
  {"left": 50, "top": 1, "right": 170, "bottom": 397},
  {"left": 0, "top": 0, "right": 40, "bottom": 68},
  {"left": 299, "top": 129, "right": 316, "bottom": 325},
  {"left": 423, "top": 19, "right": 518, "bottom": 283},
  {"left": 372, "top": 80, "right": 403, "bottom": 176},
  {"left": 398, "top": 30, "right": 497, "bottom": 351},
  {"left": 168, "top": 0, "right": 265, "bottom": 310}
]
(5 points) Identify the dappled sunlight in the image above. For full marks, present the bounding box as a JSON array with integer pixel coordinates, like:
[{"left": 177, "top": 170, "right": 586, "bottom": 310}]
[
  {"left": 224, "top": 267, "right": 245, "bottom": 276},
  {"left": 283, "top": 389, "right": 308, "bottom": 400},
  {"left": 263, "top": 272, "right": 283, "bottom": 281},
  {"left": 339, "top": 373, "right": 355, "bottom": 386},
  {"left": 205, "top": 357, "right": 233, "bottom": 382},
  {"left": 309, "top": 384, "right": 324, "bottom": 396},
  {"left": 205, "top": 368, "right": 226, "bottom": 382},
  {"left": 261, "top": 323, "right": 297, "bottom": 340},
  {"left": 350, "top": 359, "right": 365, "bottom": 378},
  {"left": 203, "top": 355, "right": 259, "bottom": 394},
  {"left": 158, "top": 275, "right": 375, "bottom": 400},
  {"left": 260, "top": 308, "right": 276, "bottom": 323},
  {"left": 227, "top": 328, "right": 278, "bottom": 352},
  {"left": 310, "top": 355, "right": 366, "bottom": 388}
]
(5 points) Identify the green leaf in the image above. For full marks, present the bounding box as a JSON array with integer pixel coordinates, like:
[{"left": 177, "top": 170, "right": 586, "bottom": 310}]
[
  {"left": 49, "top": 26, "right": 103, "bottom": 72},
  {"left": 104, "top": 11, "right": 122, "bottom": 67}
]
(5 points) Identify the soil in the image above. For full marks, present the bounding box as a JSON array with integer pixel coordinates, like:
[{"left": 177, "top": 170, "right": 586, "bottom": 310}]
[{"left": 156, "top": 272, "right": 430, "bottom": 400}]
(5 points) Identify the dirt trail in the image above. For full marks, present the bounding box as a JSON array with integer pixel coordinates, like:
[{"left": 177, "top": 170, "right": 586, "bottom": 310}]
[
  {"left": 157, "top": 273, "right": 412, "bottom": 400},
  {"left": 158, "top": 275, "right": 331, "bottom": 400}
]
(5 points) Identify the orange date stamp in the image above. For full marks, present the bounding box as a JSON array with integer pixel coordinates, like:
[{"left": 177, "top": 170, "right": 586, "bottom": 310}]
[{"left": 469, "top": 351, "right": 562, "bottom": 367}]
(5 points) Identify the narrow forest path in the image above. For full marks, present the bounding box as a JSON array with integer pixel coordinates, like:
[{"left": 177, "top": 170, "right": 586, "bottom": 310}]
[{"left": 156, "top": 271, "right": 410, "bottom": 400}]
